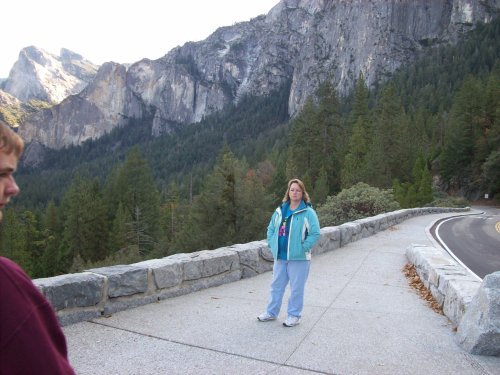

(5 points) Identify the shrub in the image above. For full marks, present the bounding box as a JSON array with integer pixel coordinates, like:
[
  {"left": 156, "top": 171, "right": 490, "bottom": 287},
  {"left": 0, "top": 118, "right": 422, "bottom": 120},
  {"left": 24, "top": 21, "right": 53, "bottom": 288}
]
[
  {"left": 425, "top": 194, "right": 470, "bottom": 208},
  {"left": 317, "top": 182, "right": 400, "bottom": 226}
]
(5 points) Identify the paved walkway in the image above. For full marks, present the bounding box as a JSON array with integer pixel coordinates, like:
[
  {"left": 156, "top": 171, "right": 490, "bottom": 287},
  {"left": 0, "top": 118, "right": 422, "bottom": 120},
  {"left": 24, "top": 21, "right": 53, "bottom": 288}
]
[{"left": 63, "top": 211, "right": 500, "bottom": 374}]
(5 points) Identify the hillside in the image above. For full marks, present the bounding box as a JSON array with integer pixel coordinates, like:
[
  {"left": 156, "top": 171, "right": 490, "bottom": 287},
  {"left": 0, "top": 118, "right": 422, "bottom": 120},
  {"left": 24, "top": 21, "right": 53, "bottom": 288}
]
[
  {"left": 10, "top": 0, "right": 499, "bottom": 151},
  {"left": 14, "top": 18, "right": 500, "bottom": 207},
  {"left": 1, "top": 14, "right": 499, "bottom": 279}
]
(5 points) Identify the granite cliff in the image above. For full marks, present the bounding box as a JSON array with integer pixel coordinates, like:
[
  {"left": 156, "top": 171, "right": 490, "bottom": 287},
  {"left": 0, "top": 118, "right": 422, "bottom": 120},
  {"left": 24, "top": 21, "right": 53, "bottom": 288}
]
[
  {"left": 1, "top": 46, "right": 98, "bottom": 104},
  {"left": 13, "top": 0, "right": 500, "bottom": 150}
]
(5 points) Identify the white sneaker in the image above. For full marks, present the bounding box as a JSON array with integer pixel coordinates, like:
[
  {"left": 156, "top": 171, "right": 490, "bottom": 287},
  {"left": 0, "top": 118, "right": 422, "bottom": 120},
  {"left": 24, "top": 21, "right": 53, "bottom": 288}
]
[
  {"left": 257, "top": 312, "right": 277, "bottom": 322},
  {"left": 283, "top": 316, "right": 300, "bottom": 327}
]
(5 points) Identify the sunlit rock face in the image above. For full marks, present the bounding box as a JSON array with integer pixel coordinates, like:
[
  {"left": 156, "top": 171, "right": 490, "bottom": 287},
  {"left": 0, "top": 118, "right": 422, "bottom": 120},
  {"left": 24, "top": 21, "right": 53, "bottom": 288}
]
[
  {"left": 2, "top": 46, "right": 98, "bottom": 104},
  {"left": 0, "top": 89, "right": 21, "bottom": 112},
  {"left": 15, "top": 0, "right": 500, "bottom": 149},
  {"left": 19, "top": 62, "right": 145, "bottom": 149}
]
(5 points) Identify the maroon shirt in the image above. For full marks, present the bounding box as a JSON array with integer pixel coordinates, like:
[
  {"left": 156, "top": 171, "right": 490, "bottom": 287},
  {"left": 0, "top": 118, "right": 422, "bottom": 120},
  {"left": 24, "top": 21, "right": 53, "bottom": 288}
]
[{"left": 0, "top": 257, "right": 75, "bottom": 374}]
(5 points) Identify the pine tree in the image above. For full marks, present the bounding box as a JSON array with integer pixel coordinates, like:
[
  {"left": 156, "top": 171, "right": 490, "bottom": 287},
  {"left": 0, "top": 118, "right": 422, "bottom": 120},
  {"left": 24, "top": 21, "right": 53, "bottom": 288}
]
[
  {"left": 440, "top": 76, "right": 483, "bottom": 189},
  {"left": 412, "top": 155, "right": 426, "bottom": 188},
  {"left": 313, "top": 167, "right": 329, "bottom": 205},
  {"left": 269, "top": 156, "right": 288, "bottom": 205},
  {"left": 287, "top": 81, "right": 343, "bottom": 194},
  {"left": 108, "top": 147, "right": 161, "bottom": 254},
  {"left": 349, "top": 73, "right": 370, "bottom": 128},
  {"left": 418, "top": 165, "right": 434, "bottom": 205},
  {"left": 175, "top": 145, "right": 272, "bottom": 252},
  {"left": 108, "top": 202, "right": 130, "bottom": 254},
  {"left": 160, "top": 181, "right": 181, "bottom": 245},
  {"left": 237, "top": 168, "right": 273, "bottom": 242},
  {"left": 314, "top": 80, "right": 344, "bottom": 192},
  {"left": 342, "top": 74, "right": 372, "bottom": 188},
  {"left": 365, "top": 84, "right": 410, "bottom": 187},
  {"left": 287, "top": 98, "right": 317, "bottom": 179},
  {"left": 20, "top": 210, "right": 44, "bottom": 278},
  {"left": 393, "top": 180, "right": 411, "bottom": 208},
  {"left": 0, "top": 209, "right": 31, "bottom": 273},
  {"left": 393, "top": 155, "right": 434, "bottom": 207},
  {"left": 342, "top": 117, "right": 370, "bottom": 187},
  {"left": 40, "top": 201, "right": 64, "bottom": 277},
  {"left": 60, "top": 175, "right": 109, "bottom": 266},
  {"left": 128, "top": 206, "right": 157, "bottom": 256}
]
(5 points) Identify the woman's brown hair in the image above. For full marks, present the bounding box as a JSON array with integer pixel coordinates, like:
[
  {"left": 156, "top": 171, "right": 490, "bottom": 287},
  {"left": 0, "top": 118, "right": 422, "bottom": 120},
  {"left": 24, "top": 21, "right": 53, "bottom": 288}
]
[{"left": 282, "top": 178, "right": 311, "bottom": 204}]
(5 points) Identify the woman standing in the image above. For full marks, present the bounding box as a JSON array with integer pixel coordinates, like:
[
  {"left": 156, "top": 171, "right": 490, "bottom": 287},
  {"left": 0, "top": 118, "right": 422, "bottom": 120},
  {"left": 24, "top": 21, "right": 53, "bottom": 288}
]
[{"left": 258, "top": 178, "right": 321, "bottom": 327}]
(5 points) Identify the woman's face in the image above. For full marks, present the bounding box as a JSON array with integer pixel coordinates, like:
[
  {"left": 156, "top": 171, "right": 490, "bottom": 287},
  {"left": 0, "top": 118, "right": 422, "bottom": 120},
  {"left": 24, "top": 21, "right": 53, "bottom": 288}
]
[{"left": 288, "top": 182, "right": 303, "bottom": 205}]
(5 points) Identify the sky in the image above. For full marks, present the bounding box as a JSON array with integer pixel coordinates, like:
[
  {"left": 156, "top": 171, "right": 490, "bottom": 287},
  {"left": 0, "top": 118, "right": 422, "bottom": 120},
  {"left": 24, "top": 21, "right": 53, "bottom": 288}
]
[{"left": 1, "top": 0, "right": 279, "bottom": 78}]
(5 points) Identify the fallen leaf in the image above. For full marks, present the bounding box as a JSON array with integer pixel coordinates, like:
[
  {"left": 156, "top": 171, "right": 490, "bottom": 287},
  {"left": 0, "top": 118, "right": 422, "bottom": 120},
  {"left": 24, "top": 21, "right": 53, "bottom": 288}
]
[{"left": 402, "top": 263, "right": 443, "bottom": 315}]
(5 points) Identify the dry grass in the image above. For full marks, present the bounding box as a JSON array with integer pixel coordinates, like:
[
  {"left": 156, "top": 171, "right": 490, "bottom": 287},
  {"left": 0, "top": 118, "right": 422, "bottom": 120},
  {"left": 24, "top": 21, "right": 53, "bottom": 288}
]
[{"left": 402, "top": 263, "right": 443, "bottom": 315}]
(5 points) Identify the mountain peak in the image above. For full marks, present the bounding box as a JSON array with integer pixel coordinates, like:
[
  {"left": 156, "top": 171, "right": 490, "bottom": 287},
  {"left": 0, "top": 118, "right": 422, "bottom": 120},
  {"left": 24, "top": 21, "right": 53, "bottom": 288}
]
[{"left": 2, "top": 46, "right": 98, "bottom": 103}]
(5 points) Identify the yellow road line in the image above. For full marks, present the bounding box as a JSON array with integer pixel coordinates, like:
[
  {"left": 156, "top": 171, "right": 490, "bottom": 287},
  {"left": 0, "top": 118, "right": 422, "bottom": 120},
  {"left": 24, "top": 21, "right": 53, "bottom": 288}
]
[{"left": 496, "top": 222, "right": 500, "bottom": 234}]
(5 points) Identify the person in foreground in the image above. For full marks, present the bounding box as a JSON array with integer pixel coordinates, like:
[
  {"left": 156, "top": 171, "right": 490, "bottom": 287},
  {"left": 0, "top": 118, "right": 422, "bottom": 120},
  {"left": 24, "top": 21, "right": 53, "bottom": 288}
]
[
  {"left": 258, "top": 178, "right": 321, "bottom": 327},
  {"left": 0, "top": 120, "right": 75, "bottom": 374}
]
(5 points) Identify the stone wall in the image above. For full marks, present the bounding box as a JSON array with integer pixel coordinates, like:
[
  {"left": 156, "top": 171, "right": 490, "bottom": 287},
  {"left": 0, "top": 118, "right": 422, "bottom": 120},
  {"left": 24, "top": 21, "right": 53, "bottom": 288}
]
[
  {"left": 34, "top": 207, "right": 469, "bottom": 327},
  {"left": 406, "top": 244, "right": 482, "bottom": 326},
  {"left": 407, "top": 244, "right": 500, "bottom": 356}
]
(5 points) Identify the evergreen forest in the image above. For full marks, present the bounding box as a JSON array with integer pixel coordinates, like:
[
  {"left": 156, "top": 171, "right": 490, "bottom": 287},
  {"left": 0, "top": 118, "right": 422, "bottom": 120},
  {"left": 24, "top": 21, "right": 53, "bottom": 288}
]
[{"left": 1, "top": 19, "right": 499, "bottom": 278}]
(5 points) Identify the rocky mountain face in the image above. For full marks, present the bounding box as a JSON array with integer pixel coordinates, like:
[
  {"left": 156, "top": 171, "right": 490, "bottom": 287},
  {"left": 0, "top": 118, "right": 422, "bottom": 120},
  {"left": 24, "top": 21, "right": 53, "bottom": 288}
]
[
  {"left": 15, "top": 0, "right": 500, "bottom": 150},
  {"left": 1, "top": 46, "right": 98, "bottom": 104},
  {"left": 0, "top": 90, "right": 23, "bottom": 126},
  {"left": 0, "top": 90, "right": 21, "bottom": 111},
  {"left": 19, "top": 62, "right": 145, "bottom": 149}
]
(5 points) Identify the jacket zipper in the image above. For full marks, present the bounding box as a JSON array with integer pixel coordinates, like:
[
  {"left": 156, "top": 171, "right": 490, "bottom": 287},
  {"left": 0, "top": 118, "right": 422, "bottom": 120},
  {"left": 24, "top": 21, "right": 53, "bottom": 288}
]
[{"left": 286, "top": 207, "right": 306, "bottom": 260}]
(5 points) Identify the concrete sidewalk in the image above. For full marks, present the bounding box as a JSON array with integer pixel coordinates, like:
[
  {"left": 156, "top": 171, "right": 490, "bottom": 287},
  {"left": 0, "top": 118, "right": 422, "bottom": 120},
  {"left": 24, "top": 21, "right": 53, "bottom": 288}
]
[{"left": 63, "top": 211, "right": 500, "bottom": 374}]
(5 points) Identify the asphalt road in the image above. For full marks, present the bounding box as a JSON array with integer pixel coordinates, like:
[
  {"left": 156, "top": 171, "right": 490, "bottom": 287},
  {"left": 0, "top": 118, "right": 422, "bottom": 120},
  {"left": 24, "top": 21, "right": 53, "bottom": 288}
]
[{"left": 431, "top": 206, "right": 500, "bottom": 279}]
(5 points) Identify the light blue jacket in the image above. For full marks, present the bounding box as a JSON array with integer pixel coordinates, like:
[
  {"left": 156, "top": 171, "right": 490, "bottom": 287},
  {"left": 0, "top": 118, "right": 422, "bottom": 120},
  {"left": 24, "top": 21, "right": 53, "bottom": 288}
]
[{"left": 267, "top": 200, "right": 321, "bottom": 260}]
